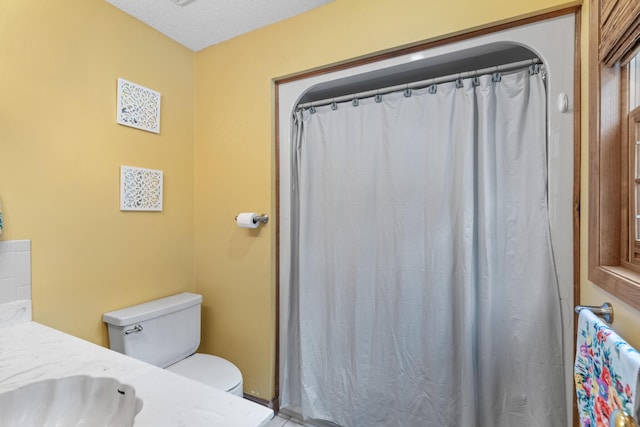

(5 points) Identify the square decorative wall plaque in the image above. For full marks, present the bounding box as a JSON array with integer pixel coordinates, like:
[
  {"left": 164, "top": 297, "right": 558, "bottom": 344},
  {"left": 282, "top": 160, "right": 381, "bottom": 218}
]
[
  {"left": 120, "top": 166, "right": 163, "bottom": 211},
  {"left": 116, "top": 78, "right": 161, "bottom": 134}
]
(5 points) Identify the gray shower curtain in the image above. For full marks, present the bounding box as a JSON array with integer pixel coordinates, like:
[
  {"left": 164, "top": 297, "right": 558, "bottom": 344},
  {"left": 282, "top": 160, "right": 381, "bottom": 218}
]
[{"left": 282, "top": 68, "right": 566, "bottom": 427}]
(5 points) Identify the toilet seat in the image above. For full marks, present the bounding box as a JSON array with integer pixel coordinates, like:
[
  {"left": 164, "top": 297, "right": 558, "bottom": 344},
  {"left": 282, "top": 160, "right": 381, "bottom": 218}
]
[{"left": 166, "top": 353, "right": 243, "bottom": 397}]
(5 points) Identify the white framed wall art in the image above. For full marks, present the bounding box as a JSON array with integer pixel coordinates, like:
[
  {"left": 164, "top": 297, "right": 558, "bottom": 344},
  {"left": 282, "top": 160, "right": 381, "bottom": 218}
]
[
  {"left": 120, "top": 166, "right": 163, "bottom": 211},
  {"left": 116, "top": 78, "right": 161, "bottom": 134}
]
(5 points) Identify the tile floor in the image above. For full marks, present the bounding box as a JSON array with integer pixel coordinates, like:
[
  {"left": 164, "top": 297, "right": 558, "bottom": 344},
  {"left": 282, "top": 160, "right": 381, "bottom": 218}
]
[{"left": 264, "top": 414, "right": 306, "bottom": 427}]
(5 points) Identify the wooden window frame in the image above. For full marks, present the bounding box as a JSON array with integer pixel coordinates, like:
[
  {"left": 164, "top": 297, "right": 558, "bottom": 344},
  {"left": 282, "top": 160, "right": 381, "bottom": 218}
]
[
  {"left": 628, "top": 106, "right": 640, "bottom": 266},
  {"left": 589, "top": 0, "right": 640, "bottom": 308}
]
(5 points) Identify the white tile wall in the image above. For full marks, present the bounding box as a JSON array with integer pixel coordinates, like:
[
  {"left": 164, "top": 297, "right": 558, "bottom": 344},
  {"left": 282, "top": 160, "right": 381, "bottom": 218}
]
[{"left": 0, "top": 240, "right": 31, "bottom": 303}]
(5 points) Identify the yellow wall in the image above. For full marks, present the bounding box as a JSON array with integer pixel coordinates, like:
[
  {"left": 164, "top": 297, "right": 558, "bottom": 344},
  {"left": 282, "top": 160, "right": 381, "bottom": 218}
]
[
  {"left": 0, "top": 0, "right": 196, "bottom": 343},
  {"left": 5, "top": 0, "right": 637, "bottom": 406},
  {"left": 194, "top": 0, "right": 584, "bottom": 400}
]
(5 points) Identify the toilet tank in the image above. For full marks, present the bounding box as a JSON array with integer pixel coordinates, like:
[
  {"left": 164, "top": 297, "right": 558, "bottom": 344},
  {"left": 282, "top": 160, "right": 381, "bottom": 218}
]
[{"left": 102, "top": 292, "right": 202, "bottom": 368}]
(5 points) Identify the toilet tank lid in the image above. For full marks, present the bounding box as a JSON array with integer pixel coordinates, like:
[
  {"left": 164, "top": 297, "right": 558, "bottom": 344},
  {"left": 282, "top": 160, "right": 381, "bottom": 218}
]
[{"left": 103, "top": 292, "right": 202, "bottom": 326}]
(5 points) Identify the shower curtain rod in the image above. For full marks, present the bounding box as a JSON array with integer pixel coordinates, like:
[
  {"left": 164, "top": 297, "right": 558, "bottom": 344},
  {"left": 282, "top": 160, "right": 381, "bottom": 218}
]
[{"left": 297, "top": 58, "right": 542, "bottom": 110}]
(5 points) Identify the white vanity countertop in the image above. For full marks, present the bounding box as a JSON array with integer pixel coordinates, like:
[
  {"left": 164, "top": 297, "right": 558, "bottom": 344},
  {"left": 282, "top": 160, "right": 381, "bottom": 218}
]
[{"left": 0, "top": 318, "right": 273, "bottom": 426}]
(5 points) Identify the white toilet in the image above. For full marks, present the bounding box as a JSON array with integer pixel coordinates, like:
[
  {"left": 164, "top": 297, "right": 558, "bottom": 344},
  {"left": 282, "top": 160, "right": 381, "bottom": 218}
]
[{"left": 102, "top": 292, "right": 243, "bottom": 397}]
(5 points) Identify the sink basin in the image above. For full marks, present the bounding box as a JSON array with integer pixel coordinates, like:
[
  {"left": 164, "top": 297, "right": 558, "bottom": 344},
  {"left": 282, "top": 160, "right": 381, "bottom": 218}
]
[{"left": 0, "top": 375, "right": 143, "bottom": 427}]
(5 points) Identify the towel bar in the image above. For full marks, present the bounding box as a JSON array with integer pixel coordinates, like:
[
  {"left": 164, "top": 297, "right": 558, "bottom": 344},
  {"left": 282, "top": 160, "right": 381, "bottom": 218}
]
[{"left": 575, "top": 302, "right": 614, "bottom": 323}]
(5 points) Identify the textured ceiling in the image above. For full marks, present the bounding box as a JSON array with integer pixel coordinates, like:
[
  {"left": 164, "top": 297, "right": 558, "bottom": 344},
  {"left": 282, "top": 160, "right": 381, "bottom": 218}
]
[{"left": 104, "top": 0, "right": 334, "bottom": 51}]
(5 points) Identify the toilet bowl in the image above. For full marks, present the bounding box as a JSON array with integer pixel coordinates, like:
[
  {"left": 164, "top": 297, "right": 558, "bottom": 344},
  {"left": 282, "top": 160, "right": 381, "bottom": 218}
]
[
  {"left": 166, "top": 353, "right": 243, "bottom": 397},
  {"left": 102, "top": 293, "right": 243, "bottom": 397}
]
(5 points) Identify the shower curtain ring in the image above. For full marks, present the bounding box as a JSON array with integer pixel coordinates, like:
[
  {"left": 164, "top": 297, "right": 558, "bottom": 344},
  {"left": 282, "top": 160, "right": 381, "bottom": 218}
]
[
  {"left": 428, "top": 78, "right": 437, "bottom": 94},
  {"left": 492, "top": 66, "right": 502, "bottom": 82}
]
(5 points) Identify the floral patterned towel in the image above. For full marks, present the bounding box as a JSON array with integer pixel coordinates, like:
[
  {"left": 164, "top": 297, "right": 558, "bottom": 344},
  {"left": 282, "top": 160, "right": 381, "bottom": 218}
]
[{"left": 575, "top": 309, "right": 640, "bottom": 426}]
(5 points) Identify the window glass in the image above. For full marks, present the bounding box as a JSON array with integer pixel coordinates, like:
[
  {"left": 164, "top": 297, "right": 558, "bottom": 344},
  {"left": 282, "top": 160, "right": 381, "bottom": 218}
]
[
  {"left": 629, "top": 51, "right": 640, "bottom": 262},
  {"left": 631, "top": 52, "right": 640, "bottom": 111},
  {"left": 634, "top": 110, "right": 640, "bottom": 241}
]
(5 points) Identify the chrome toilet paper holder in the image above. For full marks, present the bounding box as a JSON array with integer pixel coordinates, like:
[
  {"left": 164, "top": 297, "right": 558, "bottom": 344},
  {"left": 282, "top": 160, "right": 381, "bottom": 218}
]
[{"left": 235, "top": 213, "right": 269, "bottom": 225}]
